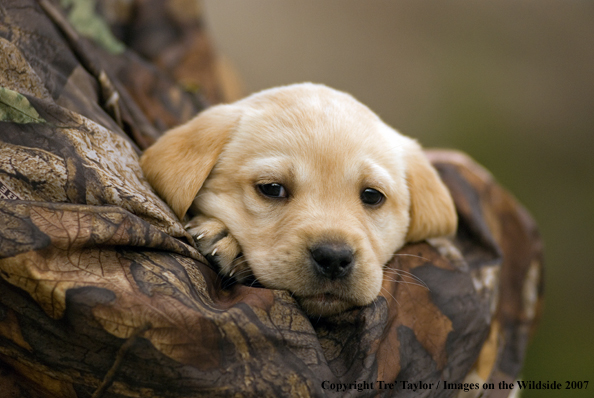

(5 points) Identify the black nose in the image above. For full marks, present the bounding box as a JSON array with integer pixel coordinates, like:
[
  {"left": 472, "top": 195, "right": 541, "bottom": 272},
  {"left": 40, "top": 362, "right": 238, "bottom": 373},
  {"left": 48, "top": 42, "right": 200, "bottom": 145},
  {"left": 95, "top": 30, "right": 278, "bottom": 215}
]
[{"left": 310, "top": 242, "right": 354, "bottom": 280}]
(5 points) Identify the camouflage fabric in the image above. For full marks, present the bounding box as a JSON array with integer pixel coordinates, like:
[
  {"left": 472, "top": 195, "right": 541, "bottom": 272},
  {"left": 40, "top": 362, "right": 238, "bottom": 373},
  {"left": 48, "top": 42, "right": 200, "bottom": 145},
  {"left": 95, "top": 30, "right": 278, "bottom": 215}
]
[{"left": 0, "top": 1, "right": 543, "bottom": 397}]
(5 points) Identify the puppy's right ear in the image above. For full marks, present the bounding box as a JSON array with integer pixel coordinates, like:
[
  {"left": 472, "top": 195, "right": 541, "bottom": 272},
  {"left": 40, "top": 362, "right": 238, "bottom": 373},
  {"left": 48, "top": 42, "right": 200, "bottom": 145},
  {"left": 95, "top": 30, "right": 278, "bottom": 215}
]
[
  {"left": 140, "top": 104, "right": 241, "bottom": 220},
  {"left": 404, "top": 141, "right": 458, "bottom": 243}
]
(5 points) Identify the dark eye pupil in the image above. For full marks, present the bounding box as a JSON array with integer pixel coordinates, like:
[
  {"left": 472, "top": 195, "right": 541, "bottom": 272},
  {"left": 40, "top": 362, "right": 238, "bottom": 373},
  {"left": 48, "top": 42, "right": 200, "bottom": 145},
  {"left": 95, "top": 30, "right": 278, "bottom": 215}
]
[
  {"left": 361, "top": 188, "right": 384, "bottom": 205},
  {"left": 258, "top": 183, "right": 287, "bottom": 198}
]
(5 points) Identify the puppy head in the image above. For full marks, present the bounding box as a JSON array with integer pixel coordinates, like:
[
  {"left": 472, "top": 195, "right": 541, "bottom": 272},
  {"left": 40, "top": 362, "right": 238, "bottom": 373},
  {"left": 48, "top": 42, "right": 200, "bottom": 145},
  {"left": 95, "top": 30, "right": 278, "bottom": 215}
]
[{"left": 141, "top": 83, "right": 457, "bottom": 316}]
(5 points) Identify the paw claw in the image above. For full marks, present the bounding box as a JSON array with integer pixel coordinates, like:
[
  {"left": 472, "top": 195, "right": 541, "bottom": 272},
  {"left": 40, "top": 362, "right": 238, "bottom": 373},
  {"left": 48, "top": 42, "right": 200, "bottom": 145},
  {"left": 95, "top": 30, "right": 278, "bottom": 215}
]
[{"left": 186, "top": 215, "right": 248, "bottom": 280}]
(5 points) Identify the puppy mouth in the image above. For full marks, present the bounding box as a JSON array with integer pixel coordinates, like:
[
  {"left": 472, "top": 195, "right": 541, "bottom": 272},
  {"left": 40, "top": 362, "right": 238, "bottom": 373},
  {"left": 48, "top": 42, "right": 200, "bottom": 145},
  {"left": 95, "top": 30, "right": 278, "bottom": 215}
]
[
  {"left": 295, "top": 290, "right": 357, "bottom": 316},
  {"left": 301, "top": 292, "right": 342, "bottom": 303}
]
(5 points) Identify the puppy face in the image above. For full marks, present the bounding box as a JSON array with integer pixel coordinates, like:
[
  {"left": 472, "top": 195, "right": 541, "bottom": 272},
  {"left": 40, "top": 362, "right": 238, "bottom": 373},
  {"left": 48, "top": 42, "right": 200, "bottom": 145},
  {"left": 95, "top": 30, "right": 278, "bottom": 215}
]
[{"left": 140, "top": 83, "right": 457, "bottom": 316}]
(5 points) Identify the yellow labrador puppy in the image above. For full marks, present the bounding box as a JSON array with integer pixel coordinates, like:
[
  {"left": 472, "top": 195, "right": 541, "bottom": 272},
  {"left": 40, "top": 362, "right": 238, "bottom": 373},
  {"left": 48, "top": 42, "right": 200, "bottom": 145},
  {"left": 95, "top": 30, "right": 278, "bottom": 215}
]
[{"left": 140, "top": 83, "right": 456, "bottom": 316}]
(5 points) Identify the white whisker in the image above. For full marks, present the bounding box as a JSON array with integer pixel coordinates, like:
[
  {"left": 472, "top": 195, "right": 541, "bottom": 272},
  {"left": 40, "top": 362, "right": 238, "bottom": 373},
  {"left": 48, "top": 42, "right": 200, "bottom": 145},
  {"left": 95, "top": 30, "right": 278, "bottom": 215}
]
[
  {"left": 383, "top": 268, "right": 429, "bottom": 289},
  {"left": 392, "top": 253, "right": 430, "bottom": 262},
  {"left": 380, "top": 286, "right": 399, "bottom": 306}
]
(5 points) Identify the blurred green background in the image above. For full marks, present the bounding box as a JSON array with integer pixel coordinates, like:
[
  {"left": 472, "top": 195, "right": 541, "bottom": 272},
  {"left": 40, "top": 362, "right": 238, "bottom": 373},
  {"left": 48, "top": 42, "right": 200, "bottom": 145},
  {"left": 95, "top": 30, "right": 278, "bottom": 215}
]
[{"left": 203, "top": 1, "right": 594, "bottom": 396}]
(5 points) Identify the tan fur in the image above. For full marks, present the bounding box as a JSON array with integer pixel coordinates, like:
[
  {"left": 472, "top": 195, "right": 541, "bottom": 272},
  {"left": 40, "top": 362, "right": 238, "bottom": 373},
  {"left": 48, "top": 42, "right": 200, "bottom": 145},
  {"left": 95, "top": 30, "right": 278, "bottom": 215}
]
[
  {"left": 140, "top": 83, "right": 457, "bottom": 316},
  {"left": 139, "top": 105, "right": 240, "bottom": 219},
  {"left": 405, "top": 141, "right": 458, "bottom": 242}
]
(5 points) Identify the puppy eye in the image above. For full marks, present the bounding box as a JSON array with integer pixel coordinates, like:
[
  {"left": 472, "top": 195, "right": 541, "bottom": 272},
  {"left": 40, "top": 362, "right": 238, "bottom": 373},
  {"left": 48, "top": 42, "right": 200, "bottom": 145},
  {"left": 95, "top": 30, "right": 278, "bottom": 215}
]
[
  {"left": 257, "top": 183, "right": 288, "bottom": 199},
  {"left": 360, "top": 188, "right": 385, "bottom": 206}
]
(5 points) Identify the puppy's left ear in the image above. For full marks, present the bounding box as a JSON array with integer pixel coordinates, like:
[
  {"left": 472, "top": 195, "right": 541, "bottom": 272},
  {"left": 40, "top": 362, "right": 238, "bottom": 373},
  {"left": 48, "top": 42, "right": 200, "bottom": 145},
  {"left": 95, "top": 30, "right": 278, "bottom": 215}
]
[
  {"left": 140, "top": 104, "right": 241, "bottom": 220},
  {"left": 405, "top": 142, "right": 457, "bottom": 242}
]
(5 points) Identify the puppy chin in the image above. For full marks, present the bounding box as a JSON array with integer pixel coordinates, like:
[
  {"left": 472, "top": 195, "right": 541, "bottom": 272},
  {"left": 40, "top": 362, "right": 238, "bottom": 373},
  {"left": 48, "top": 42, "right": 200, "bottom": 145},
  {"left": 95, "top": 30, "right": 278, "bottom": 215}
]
[
  {"left": 296, "top": 294, "right": 362, "bottom": 317},
  {"left": 250, "top": 261, "right": 383, "bottom": 317}
]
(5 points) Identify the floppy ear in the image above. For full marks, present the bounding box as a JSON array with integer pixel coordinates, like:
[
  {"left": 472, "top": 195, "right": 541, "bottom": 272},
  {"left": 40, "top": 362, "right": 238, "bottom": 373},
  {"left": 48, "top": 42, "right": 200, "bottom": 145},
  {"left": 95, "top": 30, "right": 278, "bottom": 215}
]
[
  {"left": 405, "top": 142, "right": 457, "bottom": 242},
  {"left": 140, "top": 104, "right": 241, "bottom": 220}
]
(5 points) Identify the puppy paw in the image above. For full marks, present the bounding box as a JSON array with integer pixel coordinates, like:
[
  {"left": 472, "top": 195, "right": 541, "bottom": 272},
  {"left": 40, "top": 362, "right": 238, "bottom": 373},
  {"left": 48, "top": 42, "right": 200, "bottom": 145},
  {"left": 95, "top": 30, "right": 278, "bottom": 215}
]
[{"left": 185, "top": 215, "right": 248, "bottom": 280}]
